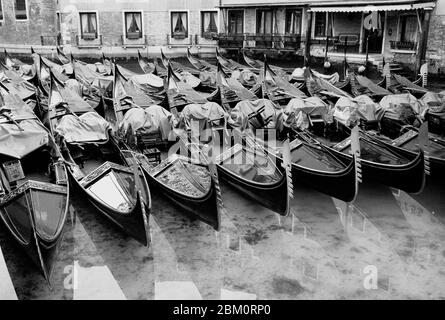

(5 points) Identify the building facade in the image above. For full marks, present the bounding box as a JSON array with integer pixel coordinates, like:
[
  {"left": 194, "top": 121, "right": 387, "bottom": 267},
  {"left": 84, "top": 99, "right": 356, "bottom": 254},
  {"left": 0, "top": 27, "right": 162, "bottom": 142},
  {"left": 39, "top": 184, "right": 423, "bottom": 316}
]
[{"left": 0, "top": 0, "right": 444, "bottom": 74}]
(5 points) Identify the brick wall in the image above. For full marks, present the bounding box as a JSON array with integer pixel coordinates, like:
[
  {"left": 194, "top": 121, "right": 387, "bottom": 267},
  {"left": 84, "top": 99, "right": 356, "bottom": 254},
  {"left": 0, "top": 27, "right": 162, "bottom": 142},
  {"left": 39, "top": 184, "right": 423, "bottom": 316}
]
[{"left": 0, "top": 0, "right": 57, "bottom": 45}]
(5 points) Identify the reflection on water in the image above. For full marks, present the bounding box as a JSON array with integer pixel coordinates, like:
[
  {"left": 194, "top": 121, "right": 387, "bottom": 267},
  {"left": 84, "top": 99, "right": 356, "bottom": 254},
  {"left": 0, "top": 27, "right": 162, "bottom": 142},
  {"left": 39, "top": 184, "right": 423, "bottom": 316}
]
[{"left": 1, "top": 177, "right": 445, "bottom": 299}]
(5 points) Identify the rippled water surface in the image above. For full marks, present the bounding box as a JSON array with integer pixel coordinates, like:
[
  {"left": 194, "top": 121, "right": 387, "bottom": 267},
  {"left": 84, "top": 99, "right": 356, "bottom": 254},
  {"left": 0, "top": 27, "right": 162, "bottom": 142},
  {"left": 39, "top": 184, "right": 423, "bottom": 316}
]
[
  {"left": 1, "top": 177, "right": 445, "bottom": 300},
  {"left": 1, "top": 59, "right": 444, "bottom": 300}
]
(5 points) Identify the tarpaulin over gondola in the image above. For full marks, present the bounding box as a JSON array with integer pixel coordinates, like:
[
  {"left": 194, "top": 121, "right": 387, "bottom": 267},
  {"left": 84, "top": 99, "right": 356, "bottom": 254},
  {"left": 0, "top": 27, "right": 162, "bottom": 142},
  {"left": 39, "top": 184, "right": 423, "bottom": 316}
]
[
  {"left": 114, "top": 64, "right": 158, "bottom": 108},
  {"left": 333, "top": 95, "right": 383, "bottom": 127},
  {"left": 283, "top": 97, "right": 331, "bottom": 130},
  {"left": 231, "top": 99, "right": 283, "bottom": 130},
  {"left": 420, "top": 91, "right": 445, "bottom": 120},
  {"left": 119, "top": 105, "right": 177, "bottom": 141},
  {"left": 379, "top": 93, "right": 422, "bottom": 120},
  {"left": 55, "top": 112, "right": 110, "bottom": 144},
  {"left": 0, "top": 94, "right": 49, "bottom": 159},
  {"left": 353, "top": 74, "right": 391, "bottom": 97}
]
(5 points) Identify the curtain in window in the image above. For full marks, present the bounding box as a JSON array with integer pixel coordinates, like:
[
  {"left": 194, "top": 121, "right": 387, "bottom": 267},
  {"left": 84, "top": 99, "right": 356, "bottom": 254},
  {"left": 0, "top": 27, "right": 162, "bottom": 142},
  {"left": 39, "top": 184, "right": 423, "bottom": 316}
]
[
  {"left": 126, "top": 13, "right": 141, "bottom": 34},
  {"left": 172, "top": 12, "right": 187, "bottom": 36},
  {"left": 203, "top": 12, "right": 217, "bottom": 33},
  {"left": 402, "top": 16, "right": 418, "bottom": 43},
  {"left": 257, "top": 10, "right": 272, "bottom": 34},
  {"left": 286, "top": 10, "right": 302, "bottom": 34},
  {"left": 81, "top": 13, "right": 97, "bottom": 34}
]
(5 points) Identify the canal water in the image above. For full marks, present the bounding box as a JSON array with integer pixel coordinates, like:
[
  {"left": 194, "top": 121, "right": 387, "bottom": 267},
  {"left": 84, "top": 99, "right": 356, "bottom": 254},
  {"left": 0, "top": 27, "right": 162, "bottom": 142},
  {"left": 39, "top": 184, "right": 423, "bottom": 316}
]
[
  {"left": 1, "top": 178, "right": 444, "bottom": 300},
  {"left": 1, "top": 58, "right": 444, "bottom": 300}
]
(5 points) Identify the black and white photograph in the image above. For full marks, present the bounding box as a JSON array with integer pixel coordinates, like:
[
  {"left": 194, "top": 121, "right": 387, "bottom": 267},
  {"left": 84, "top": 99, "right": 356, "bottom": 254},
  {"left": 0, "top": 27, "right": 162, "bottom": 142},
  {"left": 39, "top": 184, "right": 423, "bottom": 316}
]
[{"left": 0, "top": 0, "right": 444, "bottom": 306}]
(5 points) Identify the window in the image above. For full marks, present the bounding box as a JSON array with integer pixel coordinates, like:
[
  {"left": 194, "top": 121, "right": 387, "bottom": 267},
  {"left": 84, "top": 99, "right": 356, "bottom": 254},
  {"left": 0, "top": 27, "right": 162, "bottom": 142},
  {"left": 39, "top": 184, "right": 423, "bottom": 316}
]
[
  {"left": 80, "top": 12, "right": 98, "bottom": 40},
  {"left": 0, "top": 0, "right": 4, "bottom": 21},
  {"left": 228, "top": 10, "right": 244, "bottom": 34},
  {"left": 285, "top": 10, "right": 302, "bottom": 35},
  {"left": 399, "top": 15, "right": 418, "bottom": 43},
  {"left": 256, "top": 10, "right": 273, "bottom": 34},
  {"left": 125, "top": 12, "right": 142, "bottom": 39},
  {"left": 14, "top": 0, "right": 27, "bottom": 20},
  {"left": 201, "top": 11, "right": 218, "bottom": 37},
  {"left": 171, "top": 11, "right": 188, "bottom": 39},
  {"left": 314, "top": 13, "right": 327, "bottom": 38}
]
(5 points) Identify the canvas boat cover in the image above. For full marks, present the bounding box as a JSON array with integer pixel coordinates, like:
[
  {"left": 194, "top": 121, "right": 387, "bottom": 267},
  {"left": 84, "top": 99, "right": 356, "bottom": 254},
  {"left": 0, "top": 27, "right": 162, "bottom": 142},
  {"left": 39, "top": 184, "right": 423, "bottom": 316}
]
[
  {"left": 333, "top": 95, "right": 383, "bottom": 126},
  {"left": 0, "top": 94, "right": 49, "bottom": 159},
  {"left": 167, "top": 78, "right": 208, "bottom": 109},
  {"left": 55, "top": 83, "right": 96, "bottom": 114},
  {"left": 130, "top": 73, "right": 164, "bottom": 89},
  {"left": 0, "top": 78, "right": 35, "bottom": 100},
  {"left": 55, "top": 111, "right": 110, "bottom": 144},
  {"left": 379, "top": 93, "right": 422, "bottom": 121},
  {"left": 283, "top": 97, "right": 331, "bottom": 130},
  {"left": 393, "top": 73, "right": 428, "bottom": 94},
  {"left": 420, "top": 91, "right": 445, "bottom": 120},
  {"left": 119, "top": 105, "right": 177, "bottom": 141},
  {"left": 309, "top": 72, "right": 353, "bottom": 99},
  {"left": 231, "top": 69, "right": 258, "bottom": 88},
  {"left": 292, "top": 68, "right": 340, "bottom": 84},
  {"left": 231, "top": 99, "right": 283, "bottom": 130},
  {"left": 355, "top": 74, "right": 391, "bottom": 96},
  {"left": 182, "top": 102, "right": 228, "bottom": 128}
]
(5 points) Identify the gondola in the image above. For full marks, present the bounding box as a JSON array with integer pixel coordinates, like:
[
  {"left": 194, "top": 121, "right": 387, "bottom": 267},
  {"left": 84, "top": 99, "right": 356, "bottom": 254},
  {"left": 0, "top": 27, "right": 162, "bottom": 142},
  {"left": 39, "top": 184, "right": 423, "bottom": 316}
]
[
  {"left": 207, "top": 60, "right": 258, "bottom": 108},
  {"left": 165, "top": 61, "right": 208, "bottom": 112},
  {"left": 305, "top": 68, "right": 353, "bottom": 101},
  {"left": 0, "top": 92, "right": 69, "bottom": 283},
  {"left": 107, "top": 66, "right": 223, "bottom": 230},
  {"left": 56, "top": 47, "right": 71, "bottom": 65},
  {"left": 373, "top": 125, "right": 445, "bottom": 185},
  {"left": 302, "top": 126, "right": 426, "bottom": 194},
  {"left": 264, "top": 123, "right": 360, "bottom": 202},
  {"left": 257, "top": 55, "right": 307, "bottom": 104},
  {"left": 216, "top": 48, "right": 248, "bottom": 72},
  {"left": 186, "top": 48, "right": 216, "bottom": 72},
  {"left": 137, "top": 50, "right": 156, "bottom": 74},
  {"left": 242, "top": 51, "right": 291, "bottom": 75},
  {"left": 213, "top": 133, "right": 291, "bottom": 216},
  {"left": 47, "top": 72, "right": 151, "bottom": 245},
  {"left": 349, "top": 72, "right": 391, "bottom": 99}
]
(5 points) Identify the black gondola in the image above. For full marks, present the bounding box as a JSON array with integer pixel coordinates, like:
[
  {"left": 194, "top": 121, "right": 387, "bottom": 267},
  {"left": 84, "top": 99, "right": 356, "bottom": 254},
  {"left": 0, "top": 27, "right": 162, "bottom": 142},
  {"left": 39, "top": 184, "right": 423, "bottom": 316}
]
[
  {"left": 47, "top": 72, "right": 151, "bottom": 245},
  {"left": 56, "top": 47, "right": 71, "bottom": 65},
  {"left": 0, "top": 92, "right": 69, "bottom": 283},
  {"left": 213, "top": 134, "right": 291, "bottom": 216},
  {"left": 137, "top": 50, "right": 155, "bottom": 74},
  {"left": 373, "top": 126, "right": 445, "bottom": 186},
  {"left": 108, "top": 63, "right": 223, "bottom": 230},
  {"left": 302, "top": 127, "right": 426, "bottom": 194},
  {"left": 268, "top": 130, "right": 361, "bottom": 203}
]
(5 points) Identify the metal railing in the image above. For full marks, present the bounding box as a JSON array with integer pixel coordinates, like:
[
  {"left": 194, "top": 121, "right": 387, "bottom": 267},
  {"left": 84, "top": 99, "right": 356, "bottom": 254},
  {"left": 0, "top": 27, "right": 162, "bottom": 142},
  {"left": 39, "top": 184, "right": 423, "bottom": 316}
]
[
  {"left": 390, "top": 41, "right": 417, "bottom": 51},
  {"left": 216, "top": 33, "right": 302, "bottom": 51}
]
